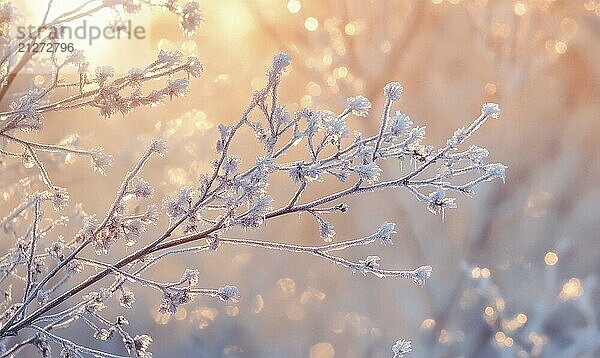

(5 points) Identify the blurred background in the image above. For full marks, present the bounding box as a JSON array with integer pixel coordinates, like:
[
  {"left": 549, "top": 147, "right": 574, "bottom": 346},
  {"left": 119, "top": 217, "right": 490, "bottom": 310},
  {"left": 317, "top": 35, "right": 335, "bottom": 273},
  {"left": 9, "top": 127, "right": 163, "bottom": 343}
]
[{"left": 2, "top": 0, "right": 600, "bottom": 357}]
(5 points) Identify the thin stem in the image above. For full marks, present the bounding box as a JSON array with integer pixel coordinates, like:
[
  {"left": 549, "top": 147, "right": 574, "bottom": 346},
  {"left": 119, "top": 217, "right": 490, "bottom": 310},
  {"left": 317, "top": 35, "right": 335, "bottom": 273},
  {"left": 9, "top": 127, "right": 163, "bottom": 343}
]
[
  {"left": 372, "top": 97, "right": 393, "bottom": 161},
  {"left": 23, "top": 198, "right": 42, "bottom": 304}
]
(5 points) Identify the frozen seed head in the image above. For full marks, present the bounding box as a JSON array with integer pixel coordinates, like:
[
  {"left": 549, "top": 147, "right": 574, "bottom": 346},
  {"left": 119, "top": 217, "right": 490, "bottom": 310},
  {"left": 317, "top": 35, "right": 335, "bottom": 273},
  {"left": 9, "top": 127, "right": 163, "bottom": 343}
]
[
  {"left": 133, "top": 334, "right": 153, "bottom": 357},
  {"left": 218, "top": 285, "right": 240, "bottom": 303},
  {"left": 352, "top": 162, "right": 382, "bottom": 182},
  {"left": 389, "top": 112, "right": 412, "bottom": 136},
  {"left": 272, "top": 52, "right": 292, "bottom": 74},
  {"left": 131, "top": 178, "right": 153, "bottom": 198},
  {"left": 164, "top": 78, "right": 189, "bottom": 99},
  {"left": 375, "top": 222, "right": 396, "bottom": 246},
  {"left": 181, "top": 268, "right": 200, "bottom": 286},
  {"left": 78, "top": 215, "right": 99, "bottom": 240},
  {"left": 149, "top": 139, "right": 168, "bottom": 156},
  {"left": 383, "top": 82, "right": 403, "bottom": 101},
  {"left": 412, "top": 265, "right": 433, "bottom": 286},
  {"left": 481, "top": 102, "right": 501, "bottom": 119},
  {"left": 485, "top": 163, "right": 507, "bottom": 183},
  {"left": 90, "top": 148, "right": 113, "bottom": 175},
  {"left": 51, "top": 187, "right": 69, "bottom": 211},
  {"left": 94, "top": 328, "right": 111, "bottom": 341},
  {"left": 360, "top": 255, "right": 381, "bottom": 269},
  {"left": 163, "top": 187, "right": 195, "bottom": 218},
  {"left": 319, "top": 220, "right": 335, "bottom": 243},
  {"left": 467, "top": 145, "right": 489, "bottom": 164},
  {"left": 426, "top": 187, "right": 457, "bottom": 215},
  {"left": 346, "top": 95, "right": 371, "bottom": 117},
  {"left": 185, "top": 56, "right": 203, "bottom": 77},
  {"left": 95, "top": 65, "right": 114, "bottom": 77},
  {"left": 95, "top": 65, "right": 115, "bottom": 85},
  {"left": 119, "top": 290, "right": 136, "bottom": 309},
  {"left": 180, "top": 1, "right": 204, "bottom": 35},
  {"left": 46, "top": 240, "right": 65, "bottom": 258},
  {"left": 392, "top": 339, "right": 413, "bottom": 358}
]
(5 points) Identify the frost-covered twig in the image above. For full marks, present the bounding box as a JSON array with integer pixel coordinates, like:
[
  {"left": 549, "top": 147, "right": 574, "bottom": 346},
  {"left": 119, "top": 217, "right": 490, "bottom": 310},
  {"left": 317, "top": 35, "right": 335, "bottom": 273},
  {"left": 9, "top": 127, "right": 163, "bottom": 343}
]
[{"left": 0, "top": 2, "right": 506, "bottom": 356}]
